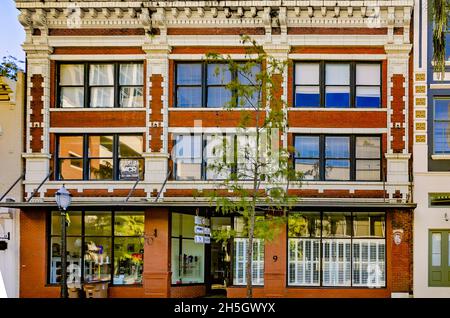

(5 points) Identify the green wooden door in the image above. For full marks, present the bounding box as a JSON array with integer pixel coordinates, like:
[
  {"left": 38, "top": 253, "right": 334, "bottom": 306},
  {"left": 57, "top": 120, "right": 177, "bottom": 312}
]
[{"left": 429, "top": 230, "right": 450, "bottom": 287}]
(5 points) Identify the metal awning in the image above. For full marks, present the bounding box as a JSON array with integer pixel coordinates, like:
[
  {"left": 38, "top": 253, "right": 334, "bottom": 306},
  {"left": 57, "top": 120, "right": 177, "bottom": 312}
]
[{"left": 0, "top": 200, "right": 417, "bottom": 210}]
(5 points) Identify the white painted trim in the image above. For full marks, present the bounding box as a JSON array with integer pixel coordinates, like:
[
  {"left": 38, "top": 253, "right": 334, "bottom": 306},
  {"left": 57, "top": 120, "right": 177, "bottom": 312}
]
[
  {"left": 430, "top": 84, "right": 450, "bottom": 90},
  {"left": 168, "top": 127, "right": 257, "bottom": 133},
  {"left": 49, "top": 108, "right": 146, "bottom": 112},
  {"left": 289, "top": 54, "right": 387, "bottom": 60},
  {"left": 288, "top": 108, "right": 388, "bottom": 112},
  {"left": 169, "top": 54, "right": 258, "bottom": 60},
  {"left": 287, "top": 128, "right": 388, "bottom": 134},
  {"left": 50, "top": 55, "right": 145, "bottom": 61},
  {"left": 49, "top": 127, "right": 146, "bottom": 133},
  {"left": 431, "top": 154, "right": 450, "bottom": 160}
]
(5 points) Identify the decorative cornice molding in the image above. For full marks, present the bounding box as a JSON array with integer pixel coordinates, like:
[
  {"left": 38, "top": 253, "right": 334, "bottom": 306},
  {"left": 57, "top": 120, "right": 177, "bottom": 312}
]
[{"left": 15, "top": 1, "right": 414, "bottom": 34}]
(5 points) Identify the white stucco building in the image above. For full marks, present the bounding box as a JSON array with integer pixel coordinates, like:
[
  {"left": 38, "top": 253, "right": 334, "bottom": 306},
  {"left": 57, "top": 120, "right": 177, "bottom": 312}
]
[
  {"left": 0, "top": 73, "right": 24, "bottom": 298},
  {"left": 413, "top": 0, "right": 450, "bottom": 298}
]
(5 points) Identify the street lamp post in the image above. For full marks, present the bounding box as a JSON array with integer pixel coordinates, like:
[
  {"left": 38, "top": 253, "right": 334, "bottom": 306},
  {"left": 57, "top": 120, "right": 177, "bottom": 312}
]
[{"left": 55, "top": 185, "right": 72, "bottom": 298}]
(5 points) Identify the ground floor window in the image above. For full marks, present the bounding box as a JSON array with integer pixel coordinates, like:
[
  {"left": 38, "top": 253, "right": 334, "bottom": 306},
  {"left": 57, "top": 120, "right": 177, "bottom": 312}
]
[
  {"left": 429, "top": 230, "right": 450, "bottom": 287},
  {"left": 233, "top": 238, "right": 264, "bottom": 286},
  {"left": 288, "top": 211, "right": 385, "bottom": 288},
  {"left": 49, "top": 210, "right": 144, "bottom": 286},
  {"left": 171, "top": 213, "right": 205, "bottom": 284}
]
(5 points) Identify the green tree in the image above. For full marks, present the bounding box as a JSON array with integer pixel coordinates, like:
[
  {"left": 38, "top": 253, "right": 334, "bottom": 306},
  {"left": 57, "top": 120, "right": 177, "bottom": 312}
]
[
  {"left": 0, "top": 55, "right": 24, "bottom": 81},
  {"left": 205, "top": 36, "right": 302, "bottom": 298},
  {"left": 432, "top": 0, "right": 449, "bottom": 77}
]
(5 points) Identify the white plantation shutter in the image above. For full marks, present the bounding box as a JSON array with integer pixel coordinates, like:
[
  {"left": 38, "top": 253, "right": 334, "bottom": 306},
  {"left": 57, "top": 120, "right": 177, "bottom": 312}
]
[
  {"left": 352, "top": 239, "right": 385, "bottom": 287},
  {"left": 322, "top": 239, "right": 351, "bottom": 286},
  {"left": 288, "top": 238, "right": 320, "bottom": 286},
  {"left": 233, "top": 238, "right": 264, "bottom": 285}
]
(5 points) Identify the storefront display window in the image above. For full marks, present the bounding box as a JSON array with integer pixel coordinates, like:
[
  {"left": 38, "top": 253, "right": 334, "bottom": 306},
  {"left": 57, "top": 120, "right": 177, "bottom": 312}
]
[
  {"left": 171, "top": 213, "right": 205, "bottom": 284},
  {"left": 49, "top": 210, "right": 144, "bottom": 286}
]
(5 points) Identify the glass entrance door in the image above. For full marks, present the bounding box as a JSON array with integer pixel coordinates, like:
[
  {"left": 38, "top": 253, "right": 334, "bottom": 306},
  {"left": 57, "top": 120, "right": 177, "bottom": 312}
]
[{"left": 209, "top": 217, "right": 232, "bottom": 295}]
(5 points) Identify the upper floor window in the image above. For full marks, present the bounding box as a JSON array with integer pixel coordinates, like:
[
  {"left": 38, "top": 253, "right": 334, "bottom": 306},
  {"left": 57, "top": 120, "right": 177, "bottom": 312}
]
[
  {"left": 294, "top": 135, "right": 381, "bottom": 181},
  {"left": 433, "top": 98, "right": 450, "bottom": 154},
  {"left": 175, "top": 62, "right": 261, "bottom": 108},
  {"left": 58, "top": 62, "right": 144, "bottom": 108},
  {"left": 173, "top": 133, "right": 260, "bottom": 181},
  {"left": 56, "top": 134, "right": 144, "bottom": 181},
  {"left": 294, "top": 62, "right": 381, "bottom": 108}
]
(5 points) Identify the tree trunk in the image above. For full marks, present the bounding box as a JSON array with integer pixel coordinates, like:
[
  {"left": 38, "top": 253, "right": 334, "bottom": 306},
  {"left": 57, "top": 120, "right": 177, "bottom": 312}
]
[{"left": 246, "top": 207, "right": 256, "bottom": 298}]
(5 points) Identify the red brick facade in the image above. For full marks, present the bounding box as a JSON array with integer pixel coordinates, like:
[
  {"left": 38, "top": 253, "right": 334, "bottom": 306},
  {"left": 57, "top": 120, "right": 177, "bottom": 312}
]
[{"left": 30, "top": 74, "right": 44, "bottom": 152}]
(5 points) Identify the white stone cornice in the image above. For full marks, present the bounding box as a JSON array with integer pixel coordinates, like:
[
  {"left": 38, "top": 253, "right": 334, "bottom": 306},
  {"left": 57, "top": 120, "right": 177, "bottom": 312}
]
[{"left": 384, "top": 43, "right": 412, "bottom": 56}]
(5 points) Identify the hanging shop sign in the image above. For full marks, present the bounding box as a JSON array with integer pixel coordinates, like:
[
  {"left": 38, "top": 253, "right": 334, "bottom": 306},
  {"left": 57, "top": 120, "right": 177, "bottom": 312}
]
[{"left": 194, "top": 217, "right": 210, "bottom": 244}]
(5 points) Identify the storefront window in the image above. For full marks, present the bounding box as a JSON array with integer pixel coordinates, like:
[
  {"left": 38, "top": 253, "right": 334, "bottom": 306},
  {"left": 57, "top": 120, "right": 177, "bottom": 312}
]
[
  {"left": 232, "top": 217, "right": 264, "bottom": 286},
  {"left": 288, "top": 212, "right": 386, "bottom": 288},
  {"left": 171, "top": 213, "right": 205, "bottom": 284},
  {"left": 49, "top": 211, "right": 144, "bottom": 286}
]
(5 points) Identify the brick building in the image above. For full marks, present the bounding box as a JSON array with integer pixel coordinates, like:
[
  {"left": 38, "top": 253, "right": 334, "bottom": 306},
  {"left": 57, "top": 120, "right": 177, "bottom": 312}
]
[{"left": 2, "top": 0, "right": 415, "bottom": 298}]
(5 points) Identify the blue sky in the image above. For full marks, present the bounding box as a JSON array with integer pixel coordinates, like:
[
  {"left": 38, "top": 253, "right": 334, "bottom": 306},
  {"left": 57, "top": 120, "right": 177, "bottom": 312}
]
[{"left": 0, "top": 0, "right": 26, "bottom": 61}]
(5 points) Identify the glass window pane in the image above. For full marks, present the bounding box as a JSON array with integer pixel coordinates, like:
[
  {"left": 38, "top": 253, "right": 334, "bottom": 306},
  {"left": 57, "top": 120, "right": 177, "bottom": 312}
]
[
  {"left": 356, "top": 86, "right": 380, "bottom": 108},
  {"left": 175, "top": 135, "right": 202, "bottom": 159},
  {"left": 120, "top": 87, "right": 143, "bottom": 108},
  {"left": 114, "top": 212, "right": 144, "bottom": 236},
  {"left": 356, "top": 160, "right": 380, "bottom": 180},
  {"left": 59, "top": 136, "right": 84, "bottom": 157},
  {"left": 322, "top": 213, "right": 352, "bottom": 237},
  {"left": 113, "top": 237, "right": 144, "bottom": 285},
  {"left": 353, "top": 213, "right": 385, "bottom": 237},
  {"left": 84, "top": 237, "right": 112, "bottom": 282},
  {"left": 432, "top": 233, "right": 441, "bottom": 266},
  {"left": 60, "top": 64, "right": 84, "bottom": 85},
  {"left": 60, "top": 87, "right": 84, "bottom": 108},
  {"left": 295, "top": 63, "right": 320, "bottom": 85},
  {"left": 238, "top": 90, "right": 260, "bottom": 108},
  {"left": 177, "top": 87, "right": 202, "bottom": 107},
  {"left": 325, "top": 137, "right": 349, "bottom": 158},
  {"left": 288, "top": 238, "right": 321, "bottom": 286},
  {"left": 434, "top": 122, "right": 450, "bottom": 153},
  {"left": 207, "top": 87, "right": 232, "bottom": 108},
  {"left": 356, "top": 64, "right": 380, "bottom": 85},
  {"left": 435, "top": 99, "right": 450, "bottom": 120},
  {"left": 295, "top": 136, "right": 320, "bottom": 158},
  {"left": 325, "top": 160, "right": 350, "bottom": 180},
  {"left": 89, "top": 64, "right": 114, "bottom": 85},
  {"left": 352, "top": 239, "right": 385, "bottom": 287},
  {"left": 119, "top": 64, "right": 143, "bottom": 85},
  {"left": 207, "top": 64, "right": 231, "bottom": 85},
  {"left": 59, "top": 159, "right": 83, "bottom": 180},
  {"left": 177, "top": 64, "right": 202, "bottom": 85},
  {"left": 89, "top": 158, "right": 113, "bottom": 180},
  {"left": 356, "top": 137, "right": 380, "bottom": 158},
  {"left": 326, "top": 64, "right": 350, "bottom": 85},
  {"left": 85, "top": 212, "right": 112, "bottom": 236},
  {"left": 90, "top": 87, "right": 114, "bottom": 107},
  {"left": 288, "top": 212, "right": 321, "bottom": 237},
  {"left": 295, "top": 86, "right": 320, "bottom": 107},
  {"left": 49, "top": 237, "right": 82, "bottom": 285},
  {"left": 178, "top": 239, "right": 205, "bottom": 284},
  {"left": 119, "top": 135, "right": 143, "bottom": 157},
  {"left": 295, "top": 159, "right": 320, "bottom": 180},
  {"left": 89, "top": 135, "right": 113, "bottom": 158},
  {"left": 325, "top": 86, "right": 350, "bottom": 108},
  {"left": 322, "top": 239, "right": 351, "bottom": 286},
  {"left": 238, "top": 64, "right": 261, "bottom": 85},
  {"left": 51, "top": 211, "right": 82, "bottom": 236}
]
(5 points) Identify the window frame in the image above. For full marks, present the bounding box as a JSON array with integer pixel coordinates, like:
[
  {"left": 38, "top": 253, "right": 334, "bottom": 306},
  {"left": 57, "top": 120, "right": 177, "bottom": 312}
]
[
  {"left": 287, "top": 211, "right": 387, "bottom": 288},
  {"left": 56, "top": 61, "right": 144, "bottom": 109},
  {"left": 47, "top": 210, "right": 145, "bottom": 286},
  {"left": 174, "top": 61, "right": 262, "bottom": 108},
  {"left": 293, "top": 134, "right": 382, "bottom": 182},
  {"left": 55, "top": 133, "right": 144, "bottom": 181},
  {"left": 293, "top": 61, "right": 382, "bottom": 108},
  {"left": 432, "top": 97, "right": 450, "bottom": 154}
]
